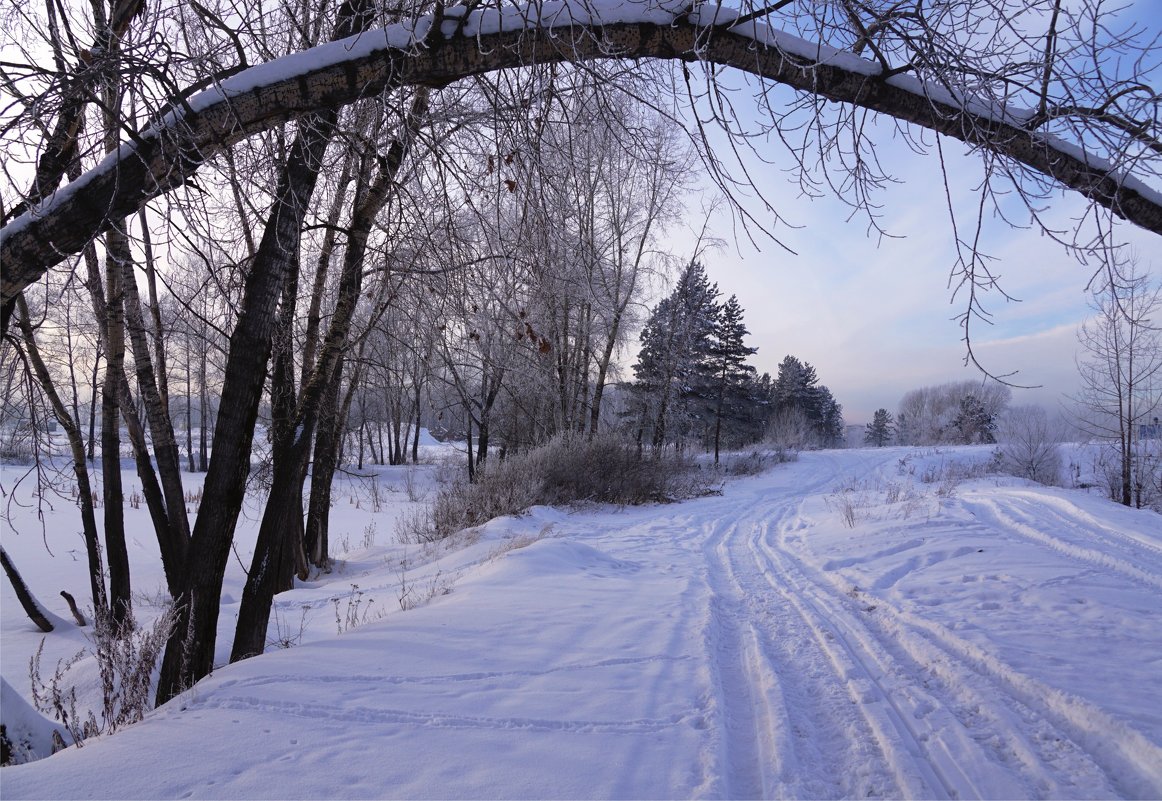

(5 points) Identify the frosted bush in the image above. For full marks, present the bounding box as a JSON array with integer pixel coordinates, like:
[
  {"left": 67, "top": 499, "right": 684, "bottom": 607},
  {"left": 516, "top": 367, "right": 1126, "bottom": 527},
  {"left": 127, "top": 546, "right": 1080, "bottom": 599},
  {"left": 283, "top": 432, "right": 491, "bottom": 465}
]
[{"left": 397, "top": 433, "right": 715, "bottom": 543}]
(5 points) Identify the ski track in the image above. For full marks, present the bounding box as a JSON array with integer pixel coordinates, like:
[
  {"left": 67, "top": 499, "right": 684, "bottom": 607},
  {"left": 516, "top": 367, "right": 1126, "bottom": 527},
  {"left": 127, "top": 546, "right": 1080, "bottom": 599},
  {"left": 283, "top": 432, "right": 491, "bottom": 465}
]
[{"left": 693, "top": 451, "right": 1161, "bottom": 800}]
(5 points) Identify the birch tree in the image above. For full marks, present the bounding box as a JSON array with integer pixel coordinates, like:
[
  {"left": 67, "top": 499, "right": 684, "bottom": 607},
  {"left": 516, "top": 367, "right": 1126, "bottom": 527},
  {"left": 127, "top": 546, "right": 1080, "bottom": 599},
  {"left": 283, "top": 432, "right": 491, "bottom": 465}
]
[{"left": 1073, "top": 257, "right": 1162, "bottom": 507}]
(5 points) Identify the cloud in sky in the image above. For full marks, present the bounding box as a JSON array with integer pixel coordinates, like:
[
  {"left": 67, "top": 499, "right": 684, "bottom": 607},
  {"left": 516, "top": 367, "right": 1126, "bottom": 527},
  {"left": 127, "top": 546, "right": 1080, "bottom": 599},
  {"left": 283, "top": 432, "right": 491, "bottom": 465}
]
[{"left": 669, "top": 109, "right": 1159, "bottom": 425}]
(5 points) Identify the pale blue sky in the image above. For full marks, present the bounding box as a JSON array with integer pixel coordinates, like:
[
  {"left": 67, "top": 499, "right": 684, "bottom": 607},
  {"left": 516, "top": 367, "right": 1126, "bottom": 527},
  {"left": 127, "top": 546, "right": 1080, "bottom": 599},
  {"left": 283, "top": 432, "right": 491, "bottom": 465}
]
[
  {"left": 646, "top": 0, "right": 1162, "bottom": 425},
  {"left": 679, "top": 125, "right": 1158, "bottom": 425}
]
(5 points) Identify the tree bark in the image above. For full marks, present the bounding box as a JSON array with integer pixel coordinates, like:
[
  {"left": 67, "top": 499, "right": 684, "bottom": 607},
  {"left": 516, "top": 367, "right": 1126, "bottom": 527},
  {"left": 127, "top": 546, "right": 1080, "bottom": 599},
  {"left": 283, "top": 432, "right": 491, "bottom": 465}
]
[
  {"left": 101, "top": 223, "right": 132, "bottom": 629},
  {"left": 231, "top": 89, "right": 428, "bottom": 661},
  {"left": 119, "top": 254, "right": 191, "bottom": 594},
  {"left": 13, "top": 295, "right": 107, "bottom": 616},
  {"left": 304, "top": 358, "right": 346, "bottom": 569}
]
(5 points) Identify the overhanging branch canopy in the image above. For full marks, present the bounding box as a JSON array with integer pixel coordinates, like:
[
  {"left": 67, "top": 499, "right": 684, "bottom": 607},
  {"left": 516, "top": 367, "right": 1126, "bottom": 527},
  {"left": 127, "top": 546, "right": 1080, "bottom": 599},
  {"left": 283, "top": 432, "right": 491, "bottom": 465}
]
[{"left": 2, "top": 0, "right": 1160, "bottom": 307}]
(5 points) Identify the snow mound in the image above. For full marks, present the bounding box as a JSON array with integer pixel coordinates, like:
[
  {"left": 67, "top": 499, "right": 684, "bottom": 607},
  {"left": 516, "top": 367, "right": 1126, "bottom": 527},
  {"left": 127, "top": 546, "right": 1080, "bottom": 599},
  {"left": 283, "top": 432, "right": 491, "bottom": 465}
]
[
  {"left": 1, "top": 677, "right": 65, "bottom": 765},
  {"left": 501, "top": 539, "right": 641, "bottom": 578}
]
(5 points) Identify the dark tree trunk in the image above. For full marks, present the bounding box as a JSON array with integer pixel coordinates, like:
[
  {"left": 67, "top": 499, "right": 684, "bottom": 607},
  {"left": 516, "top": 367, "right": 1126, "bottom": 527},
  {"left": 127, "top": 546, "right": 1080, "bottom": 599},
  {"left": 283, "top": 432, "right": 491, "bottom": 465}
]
[
  {"left": 1, "top": 547, "right": 54, "bottom": 633},
  {"left": 411, "top": 383, "right": 422, "bottom": 463},
  {"left": 231, "top": 102, "right": 424, "bottom": 660},
  {"left": 87, "top": 349, "right": 100, "bottom": 462},
  {"left": 304, "top": 359, "right": 345, "bottom": 568},
  {"left": 102, "top": 223, "right": 132, "bottom": 629},
  {"left": 198, "top": 343, "right": 209, "bottom": 472},
  {"left": 357, "top": 419, "right": 367, "bottom": 469},
  {"left": 185, "top": 341, "right": 195, "bottom": 472},
  {"left": 138, "top": 207, "right": 169, "bottom": 411},
  {"left": 230, "top": 434, "right": 310, "bottom": 661},
  {"left": 14, "top": 296, "right": 107, "bottom": 615},
  {"left": 119, "top": 256, "right": 191, "bottom": 594},
  {"left": 155, "top": 105, "right": 341, "bottom": 706},
  {"left": 465, "top": 414, "right": 474, "bottom": 482}
]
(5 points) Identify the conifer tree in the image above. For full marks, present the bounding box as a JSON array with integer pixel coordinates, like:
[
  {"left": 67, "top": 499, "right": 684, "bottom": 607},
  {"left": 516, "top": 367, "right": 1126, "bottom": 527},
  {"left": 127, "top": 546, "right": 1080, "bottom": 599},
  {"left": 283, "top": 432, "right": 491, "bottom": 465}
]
[
  {"left": 631, "top": 261, "right": 719, "bottom": 448},
  {"left": 771, "top": 355, "right": 845, "bottom": 447},
  {"left": 815, "top": 387, "right": 846, "bottom": 448},
  {"left": 950, "top": 394, "right": 998, "bottom": 444},
  {"left": 706, "top": 295, "right": 757, "bottom": 464},
  {"left": 865, "top": 408, "right": 895, "bottom": 447}
]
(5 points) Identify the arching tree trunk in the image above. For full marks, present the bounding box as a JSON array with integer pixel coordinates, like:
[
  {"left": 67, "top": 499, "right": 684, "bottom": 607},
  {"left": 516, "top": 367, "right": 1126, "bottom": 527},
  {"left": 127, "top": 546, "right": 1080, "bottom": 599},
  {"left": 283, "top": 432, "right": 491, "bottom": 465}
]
[{"left": 5, "top": 9, "right": 1161, "bottom": 319}]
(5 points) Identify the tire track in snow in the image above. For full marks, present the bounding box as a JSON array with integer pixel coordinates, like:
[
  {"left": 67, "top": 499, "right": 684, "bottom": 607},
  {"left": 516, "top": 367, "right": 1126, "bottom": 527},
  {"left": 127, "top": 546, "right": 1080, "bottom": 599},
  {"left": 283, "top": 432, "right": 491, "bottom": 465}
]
[
  {"left": 766, "top": 462, "right": 1162, "bottom": 798},
  {"left": 742, "top": 520, "right": 996, "bottom": 799},
  {"left": 765, "top": 522, "right": 1128, "bottom": 798},
  {"left": 699, "top": 485, "right": 922, "bottom": 799},
  {"left": 961, "top": 491, "right": 1162, "bottom": 592},
  {"left": 850, "top": 584, "right": 1162, "bottom": 799}
]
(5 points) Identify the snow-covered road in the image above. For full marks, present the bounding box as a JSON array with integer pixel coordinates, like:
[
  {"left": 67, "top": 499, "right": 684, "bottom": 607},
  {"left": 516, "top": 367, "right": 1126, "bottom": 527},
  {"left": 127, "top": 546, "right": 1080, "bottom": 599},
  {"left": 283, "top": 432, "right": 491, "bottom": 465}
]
[
  {"left": 696, "top": 453, "right": 1161, "bottom": 798},
  {"left": 3, "top": 447, "right": 1160, "bottom": 798}
]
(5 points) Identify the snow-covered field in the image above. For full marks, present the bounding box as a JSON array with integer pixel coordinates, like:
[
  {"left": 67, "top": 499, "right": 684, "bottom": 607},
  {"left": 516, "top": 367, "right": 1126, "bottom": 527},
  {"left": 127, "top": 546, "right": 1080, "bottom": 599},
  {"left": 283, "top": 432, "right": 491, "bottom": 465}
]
[{"left": 2, "top": 445, "right": 1161, "bottom": 799}]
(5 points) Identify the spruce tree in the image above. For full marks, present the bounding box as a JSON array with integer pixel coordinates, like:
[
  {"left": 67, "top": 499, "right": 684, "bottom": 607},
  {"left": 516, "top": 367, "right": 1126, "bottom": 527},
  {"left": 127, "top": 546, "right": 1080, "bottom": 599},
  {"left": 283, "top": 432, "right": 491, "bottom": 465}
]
[
  {"left": 865, "top": 408, "right": 895, "bottom": 447},
  {"left": 631, "top": 261, "right": 719, "bottom": 448},
  {"left": 772, "top": 355, "right": 844, "bottom": 447},
  {"left": 815, "top": 388, "right": 845, "bottom": 448},
  {"left": 950, "top": 394, "right": 997, "bottom": 444},
  {"left": 706, "top": 295, "right": 757, "bottom": 463}
]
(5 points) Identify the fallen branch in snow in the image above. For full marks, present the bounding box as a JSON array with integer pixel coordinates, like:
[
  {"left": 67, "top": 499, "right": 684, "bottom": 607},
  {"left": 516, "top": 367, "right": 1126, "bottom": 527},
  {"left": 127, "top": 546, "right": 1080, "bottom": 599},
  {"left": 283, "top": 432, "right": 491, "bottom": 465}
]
[{"left": 59, "top": 591, "right": 88, "bottom": 627}]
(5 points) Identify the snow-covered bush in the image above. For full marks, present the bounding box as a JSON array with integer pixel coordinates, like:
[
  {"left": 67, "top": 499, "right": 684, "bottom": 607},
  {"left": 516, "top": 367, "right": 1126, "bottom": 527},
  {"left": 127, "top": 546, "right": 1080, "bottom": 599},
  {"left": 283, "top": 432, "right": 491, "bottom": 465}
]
[
  {"left": 397, "top": 433, "right": 715, "bottom": 543},
  {"left": 764, "top": 409, "right": 812, "bottom": 453},
  {"left": 718, "top": 450, "right": 790, "bottom": 476},
  {"left": 997, "top": 405, "right": 1064, "bottom": 485},
  {"left": 917, "top": 450, "right": 1001, "bottom": 496}
]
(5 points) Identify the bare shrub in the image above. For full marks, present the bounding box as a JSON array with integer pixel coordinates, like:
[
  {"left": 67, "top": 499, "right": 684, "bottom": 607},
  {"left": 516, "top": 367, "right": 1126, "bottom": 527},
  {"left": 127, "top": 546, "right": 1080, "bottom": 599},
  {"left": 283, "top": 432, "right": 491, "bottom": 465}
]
[
  {"left": 765, "top": 409, "right": 811, "bottom": 453},
  {"left": 398, "top": 433, "right": 715, "bottom": 543},
  {"left": 331, "top": 585, "right": 382, "bottom": 634},
  {"left": 836, "top": 492, "right": 860, "bottom": 528},
  {"left": 919, "top": 454, "right": 998, "bottom": 496},
  {"left": 29, "top": 645, "right": 91, "bottom": 747},
  {"left": 718, "top": 450, "right": 795, "bottom": 476},
  {"left": 396, "top": 564, "right": 455, "bottom": 612},
  {"left": 403, "top": 466, "right": 426, "bottom": 502},
  {"left": 826, "top": 476, "right": 873, "bottom": 527},
  {"left": 487, "top": 524, "right": 556, "bottom": 562},
  {"left": 29, "top": 606, "right": 176, "bottom": 746},
  {"left": 997, "top": 405, "right": 1065, "bottom": 485},
  {"left": 268, "top": 605, "right": 311, "bottom": 650}
]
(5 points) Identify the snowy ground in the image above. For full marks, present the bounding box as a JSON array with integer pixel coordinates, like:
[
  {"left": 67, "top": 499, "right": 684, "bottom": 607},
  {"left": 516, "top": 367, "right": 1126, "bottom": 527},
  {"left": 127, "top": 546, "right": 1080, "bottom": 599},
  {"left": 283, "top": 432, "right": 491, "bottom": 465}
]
[{"left": 1, "top": 445, "right": 1161, "bottom": 799}]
